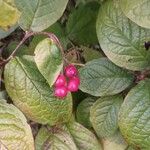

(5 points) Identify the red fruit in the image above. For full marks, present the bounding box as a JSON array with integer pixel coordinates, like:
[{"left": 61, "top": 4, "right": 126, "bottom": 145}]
[
  {"left": 55, "top": 74, "right": 66, "bottom": 87},
  {"left": 65, "top": 65, "right": 77, "bottom": 78},
  {"left": 54, "top": 86, "right": 68, "bottom": 98},
  {"left": 67, "top": 77, "right": 80, "bottom": 92},
  {"left": 72, "top": 76, "right": 80, "bottom": 85}
]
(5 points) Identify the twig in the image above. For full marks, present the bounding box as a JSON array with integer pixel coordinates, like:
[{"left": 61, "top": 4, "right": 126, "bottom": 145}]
[
  {"left": 135, "top": 69, "right": 150, "bottom": 83},
  {"left": 71, "top": 63, "right": 85, "bottom": 67},
  {"left": 63, "top": 57, "right": 85, "bottom": 67},
  {"left": 0, "top": 31, "right": 32, "bottom": 65},
  {"left": 32, "top": 31, "right": 65, "bottom": 57},
  {"left": 0, "top": 31, "right": 64, "bottom": 65},
  {"left": 0, "top": 31, "right": 85, "bottom": 68},
  {"left": 4, "top": 31, "right": 31, "bottom": 63}
]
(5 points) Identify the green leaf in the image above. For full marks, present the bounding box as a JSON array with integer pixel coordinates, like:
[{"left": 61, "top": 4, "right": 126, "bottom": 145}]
[
  {"left": 76, "top": 97, "right": 96, "bottom": 128},
  {"left": 35, "top": 122, "right": 102, "bottom": 150},
  {"left": 0, "top": 24, "right": 18, "bottom": 39},
  {"left": 120, "top": 0, "right": 150, "bottom": 29},
  {"left": 47, "top": 22, "right": 69, "bottom": 49},
  {"left": 79, "top": 58, "right": 134, "bottom": 96},
  {"left": 15, "top": 0, "right": 68, "bottom": 31},
  {"left": 81, "top": 46, "right": 103, "bottom": 62},
  {"left": 0, "top": 99, "right": 34, "bottom": 149},
  {"left": 35, "top": 126, "right": 78, "bottom": 150},
  {"left": 90, "top": 95, "right": 123, "bottom": 137},
  {"left": 66, "top": 121, "right": 102, "bottom": 150},
  {"left": 66, "top": 2, "right": 99, "bottom": 45},
  {"left": 126, "top": 146, "right": 136, "bottom": 150},
  {"left": 29, "top": 22, "right": 69, "bottom": 50},
  {"left": 102, "top": 131, "right": 128, "bottom": 150},
  {"left": 119, "top": 79, "right": 150, "bottom": 149},
  {"left": 75, "top": 0, "right": 101, "bottom": 7},
  {"left": 96, "top": 0, "right": 150, "bottom": 71},
  {"left": 34, "top": 38, "right": 63, "bottom": 87},
  {"left": 5, "top": 41, "right": 34, "bottom": 57},
  {"left": 0, "top": 0, "right": 20, "bottom": 30},
  {"left": 0, "top": 91, "right": 8, "bottom": 100},
  {"left": 4, "top": 55, "right": 72, "bottom": 125},
  {"left": 35, "top": 127, "right": 50, "bottom": 150}
]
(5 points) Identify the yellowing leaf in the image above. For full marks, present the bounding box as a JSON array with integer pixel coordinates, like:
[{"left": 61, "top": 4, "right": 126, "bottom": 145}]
[
  {"left": 0, "top": 142, "right": 8, "bottom": 150},
  {"left": 0, "top": 99, "right": 34, "bottom": 150},
  {"left": 102, "top": 131, "right": 128, "bottom": 150},
  {"left": 0, "top": 0, "right": 20, "bottom": 30},
  {"left": 34, "top": 38, "right": 63, "bottom": 87},
  {"left": 4, "top": 56, "right": 72, "bottom": 125},
  {"left": 120, "top": 0, "right": 150, "bottom": 29}
]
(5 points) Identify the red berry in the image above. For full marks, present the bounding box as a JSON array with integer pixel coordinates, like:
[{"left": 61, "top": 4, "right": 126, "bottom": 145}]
[
  {"left": 65, "top": 65, "right": 77, "bottom": 78},
  {"left": 54, "top": 86, "right": 68, "bottom": 98},
  {"left": 55, "top": 74, "right": 66, "bottom": 87},
  {"left": 72, "top": 76, "right": 80, "bottom": 85},
  {"left": 67, "top": 77, "right": 80, "bottom": 92}
]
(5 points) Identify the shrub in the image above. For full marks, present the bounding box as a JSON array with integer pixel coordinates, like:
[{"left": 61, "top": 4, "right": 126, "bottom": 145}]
[{"left": 0, "top": 0, "right": 150, "bottom": 149}]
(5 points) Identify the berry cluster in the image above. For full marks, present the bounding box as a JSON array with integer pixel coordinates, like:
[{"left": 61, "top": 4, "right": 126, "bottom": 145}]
[{"left": 54, "top": 65, "right": 80, "bottom": 99}]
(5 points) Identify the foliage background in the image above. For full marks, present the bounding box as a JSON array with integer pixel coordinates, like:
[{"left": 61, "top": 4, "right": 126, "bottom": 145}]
[{"left": 0, "top": 0, "right": 150, "bottom": 149}]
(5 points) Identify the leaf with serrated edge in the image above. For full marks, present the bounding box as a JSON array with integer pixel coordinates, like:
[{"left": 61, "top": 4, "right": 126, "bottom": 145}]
[
  {"left": 4, "top": 55, "right": 72, "bottom": 125},
  {"left": 0, "top": 99, "right": 34, "bottom": 150},
  {"left": 119, "top": 79, "right": 150, "bottom": 149},
  {"left": 96, "top": 0, "right": 150, "bottom": 71},
  {"left": 34, "top": 38, "right": 63, "bottom": 87},
  {"left": 79, "top": 58, "right": 134, "bottom": 96},
  {"left": 120, "top": 0, "right": 150, "bottom": 29},
  {"left": 90, "top": 95, "right": 123, "bottom": 137},
  {"left": 14, "top": 0, "right": 68, "bottom": 31}
]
